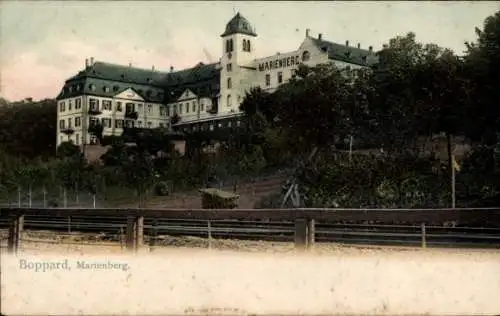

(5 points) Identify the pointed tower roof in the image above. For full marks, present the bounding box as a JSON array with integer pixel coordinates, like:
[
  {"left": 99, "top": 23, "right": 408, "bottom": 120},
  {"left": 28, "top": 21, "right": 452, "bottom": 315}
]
[{"left": 221, "top": 12, "right": 257, "bottom": 37}]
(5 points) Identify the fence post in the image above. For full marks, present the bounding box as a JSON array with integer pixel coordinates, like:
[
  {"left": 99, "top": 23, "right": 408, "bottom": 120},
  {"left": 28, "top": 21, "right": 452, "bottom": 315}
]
[
  {"left": 207, "top": 220, "right": 212, "bottom": 249},
  {"left": 135, "top": 216, "right": 144, "bottom": 250},
  {"left": 294, "top": 219, "right": 308, "bottom": 250},
  {"left": 8, "top": 214, "right": 23, "bottom": 254},
  {"left": 126, "top": 216, "right": 137, "bottom": 251},
  {"left": 126, "top": 216, "right": 144, "bottom": 252},
  {"left": 421, "top": 223, "right": 427, "bottom": 249},
  {"left": 307, "top": 219, "right": 315, "bottom": 247}
]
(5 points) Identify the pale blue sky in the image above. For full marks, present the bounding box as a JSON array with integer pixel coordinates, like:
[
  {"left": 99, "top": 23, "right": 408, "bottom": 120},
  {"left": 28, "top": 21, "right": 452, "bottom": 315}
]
[{"left": 1, "top": 1, "right": 498, "bottom": 101}]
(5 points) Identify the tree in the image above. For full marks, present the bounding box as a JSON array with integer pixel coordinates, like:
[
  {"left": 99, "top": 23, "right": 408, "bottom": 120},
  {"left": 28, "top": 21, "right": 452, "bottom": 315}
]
[
  {"left": 464, "top": 11, "right": 500, "bottom": 145},
  {"left": 0, "top": 99, "right": 57, "bottom": 159},
  {"left": 273, "top": 63, "right": 355, "bottom": 152}
]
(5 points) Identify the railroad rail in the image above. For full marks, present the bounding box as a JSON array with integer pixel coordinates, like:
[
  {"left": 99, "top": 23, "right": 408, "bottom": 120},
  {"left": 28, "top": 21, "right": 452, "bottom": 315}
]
[{"left": 1, "top": 211, "right": 500, "bottom": 249}]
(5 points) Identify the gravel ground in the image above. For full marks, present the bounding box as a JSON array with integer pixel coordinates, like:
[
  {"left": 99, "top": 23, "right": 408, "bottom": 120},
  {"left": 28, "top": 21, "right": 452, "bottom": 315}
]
[{"left": 2, "top": 229, "right": 499, "bottom": 258}]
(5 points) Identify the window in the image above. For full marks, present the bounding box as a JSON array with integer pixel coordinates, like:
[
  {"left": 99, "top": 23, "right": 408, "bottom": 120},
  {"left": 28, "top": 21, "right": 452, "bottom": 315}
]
[
  {"left": 226, "top": 63, "right": 232, "bottom": 72},
  {"left": 75, "top": 133, "right": 79, "bottom": 145},
  {"left": 59, "top": 119, "right": 65, "bottom": 129},
  {"left": 265, "top": 74, "right": 271, "bottom": 86},
  {"left": 186, "top": 103, "right": 190, "bottom": 113},
  {"left": 125, "top": 103, "right": 135, "bottom": 112},
  {"left": 101, "top": 118, "right": 111, "bottom": 128},
  {"left": 103, "top": 86, "right": 110, "bottom": 92},
  {"left": 102, "top": 100, "right": 112, "bottom": 111},
  {"left": 247, "top": 40, "right": 251, "bottom": 52},
  {"left": 68, "top": 101, "right": 73, "bottom": 111},
  {"left": 192, "top": 101, "right": 196, "bottom": 113},
  {"left": 227, "top": 94, "right": 232, "bottom": 107},
  {"left": 227, "top": 77, "right": 232, "bottom": 89},
  {"left": 166, "top": 106, "right": 170, "bottom": 116},
  {"left": 138, "top": 104, "right": 143, "bottom": 113},
  {"left": 160, "top": 106, "right": 166, "bottom": 116},
  {"left": 59, "top": 102, "right": 65, "bottom": 112},
  {"left": 89, "top": 98, "right": 99, "bottom": 111},
  {"left": 302, "top": 51, "right": 310, "bottom": 62},
  {"left": 75, "top": 117, "right": 81, "bottom": 127},
  {"left": 179, "top": 103, "right": 183, "bottom": 114},
  {"left": 75, "top": 98, "right": 82, "bottom": 109},
  {"left": 226, "top": 39, "right": 234, "bottom": 53},
  {"left": 147, "top": 104, "right": 152, "bottom": 114},
  {"left": 278, "top": 71, "right": 283, "bottom": 84},
  {"left": 125, "top": 120, "right": 134, "bottom": 128},
  {"left": 116, "top": 101, "right": 123, "bottom": 112},
  {"left": 89, "top": 84, "right": 96, "bottom": 91},
  {"left": 173, "top": 104, "right": 177, "bottom": 115},
  {"left": 209, "top": 124, "right": 214, "bottom": 131},
  {"left": 138, "top": 121, "right": 143, "bottom": 128},
  {"left": 115, "top": 119, "right": 124, "bottom": 128},
  {"left": 147, "top": 121, "right": 152, "bottom": 127},
  {"left": 90, "top": 118, "right": 99, "bottom": 127},
  {"left": 291, "top": 69, "right": 297, "bottom": 77},
  {"left": 200, "top": 102, "right": 204, "bottom": 112},
  {"left": 113, "top": 85, "right": 120, "bottom": 92},
  {"left": 243, "top": 39, "right": 251, "bottom": 52},
  {"left": 68, "top": 118, "right": 72, "bottom": 128}
]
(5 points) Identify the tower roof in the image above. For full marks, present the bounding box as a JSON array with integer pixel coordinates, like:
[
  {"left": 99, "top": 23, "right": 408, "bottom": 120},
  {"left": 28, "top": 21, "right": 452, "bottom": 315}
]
[{"left": 221, "top": 12, "right": 257, "bottom": 37}]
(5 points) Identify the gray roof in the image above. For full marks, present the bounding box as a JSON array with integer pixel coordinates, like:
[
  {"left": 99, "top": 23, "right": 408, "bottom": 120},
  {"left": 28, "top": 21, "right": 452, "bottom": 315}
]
[
  {"left": 310, "top": 37, "right": 379, "bottom": 67},
  {"left": 57, "top": 61, "right": 220, "bottom": 102},
  {"left": 221, "top": 13, "right": 257, "bottom": 37}
]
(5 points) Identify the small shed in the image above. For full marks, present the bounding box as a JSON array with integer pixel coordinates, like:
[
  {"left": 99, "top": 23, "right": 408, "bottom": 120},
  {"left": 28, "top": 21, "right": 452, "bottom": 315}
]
[{"left": 199, "top": 188, "right": 240, "bottom": 209}]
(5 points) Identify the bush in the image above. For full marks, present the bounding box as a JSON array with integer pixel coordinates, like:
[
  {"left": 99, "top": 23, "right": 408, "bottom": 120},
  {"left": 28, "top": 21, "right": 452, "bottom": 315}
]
[{"left": 154, "top": 181, "right": 171, "bottom": 196}]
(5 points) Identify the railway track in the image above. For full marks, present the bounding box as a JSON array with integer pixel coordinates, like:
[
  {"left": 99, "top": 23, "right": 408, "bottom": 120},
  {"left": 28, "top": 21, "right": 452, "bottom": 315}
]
[{"left": 1, "top": 214, "right": 499, "bottom": 249}]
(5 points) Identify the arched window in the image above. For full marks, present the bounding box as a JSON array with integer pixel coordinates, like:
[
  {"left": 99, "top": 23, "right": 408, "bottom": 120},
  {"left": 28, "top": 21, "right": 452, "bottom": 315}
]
[
  {"left": 227, "top": 77, "right": 232, "bottom": 89},
  {"left": 227, "top": 94, "right": 232, "bottom": 107},
  {"left": 302, "top": 51, "right": 310, "bottom": 62},
  {"left": 229, "top": 39, "right": 234, "bottom": 52},
  {"left": 247, "top": 40, "right": 251, "bottom": 52},
  {"left": 242, "top": 39, "right": 247, "bottom": 51}
]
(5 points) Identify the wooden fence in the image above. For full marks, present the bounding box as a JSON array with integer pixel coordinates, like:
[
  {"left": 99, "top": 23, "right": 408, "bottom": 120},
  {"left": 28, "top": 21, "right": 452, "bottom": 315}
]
[{"left": 2, "top": 207, "right": 500, "bottom": 253}]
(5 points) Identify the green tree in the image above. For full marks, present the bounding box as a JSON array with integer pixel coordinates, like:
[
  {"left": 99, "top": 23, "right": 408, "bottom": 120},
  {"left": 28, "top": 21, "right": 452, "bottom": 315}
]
[{"left": 464, "top": 10, "right": 500, "bottom": 145}]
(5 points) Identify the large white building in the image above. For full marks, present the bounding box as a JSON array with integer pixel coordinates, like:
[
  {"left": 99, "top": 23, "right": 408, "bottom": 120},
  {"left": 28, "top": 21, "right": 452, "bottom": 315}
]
[{"left": 56, "top": 13, "right": 379, "bottom": 147}]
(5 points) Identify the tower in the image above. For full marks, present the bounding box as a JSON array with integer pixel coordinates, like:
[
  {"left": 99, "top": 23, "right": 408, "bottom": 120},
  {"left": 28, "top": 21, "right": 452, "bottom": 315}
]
[{"left": 220, "top": 12, "right": 257, "bottom": 113}]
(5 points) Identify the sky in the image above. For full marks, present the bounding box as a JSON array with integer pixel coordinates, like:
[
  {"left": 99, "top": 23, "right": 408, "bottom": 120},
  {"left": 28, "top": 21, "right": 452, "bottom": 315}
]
[{"left": 1, "top": 1, "right": 498, "bottom": 102}]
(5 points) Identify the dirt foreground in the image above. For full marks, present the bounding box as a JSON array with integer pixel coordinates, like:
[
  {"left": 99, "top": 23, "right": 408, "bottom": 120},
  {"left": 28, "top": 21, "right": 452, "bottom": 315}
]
[{"left": 2, "top": 233, "right": 500, "bottom": 315}]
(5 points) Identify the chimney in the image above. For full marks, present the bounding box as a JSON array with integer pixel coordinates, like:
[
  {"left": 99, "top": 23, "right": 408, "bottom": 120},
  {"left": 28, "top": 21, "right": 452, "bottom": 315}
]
[
  {"left": 318, "top": 33, "right": 322, "bottom": 40},
  {"left": 369, "top": 46, "right": 373, "bottom": 52},
  {"left": 90, "top": 57, "right": 94, "bottom": 65},
  {"left": 306, "top": 29, "right": 310, "bottom": 37},
  {"left": 85, "top": 58, "right": 89, "bottom": 68},
  {"left": 345, "top": 40, "right": 349, "bottom": 46},
  {"left": 170, "top": 66, "right": 174, "bottom": 72},
  {"left": 357, "top": 43, "right": 360, "bottom": 49}
]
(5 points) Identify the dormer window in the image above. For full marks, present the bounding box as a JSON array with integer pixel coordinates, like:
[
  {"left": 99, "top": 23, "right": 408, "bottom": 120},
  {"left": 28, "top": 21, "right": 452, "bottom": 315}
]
[
  {"left": 113, "top": 85, "right": 119, "bottom": 92},
  {"left": 103, "top": 86, "right": 110, "bottom": 92},
  {"left": 89, "top": 84, "right": 96, "bottom": 91}
]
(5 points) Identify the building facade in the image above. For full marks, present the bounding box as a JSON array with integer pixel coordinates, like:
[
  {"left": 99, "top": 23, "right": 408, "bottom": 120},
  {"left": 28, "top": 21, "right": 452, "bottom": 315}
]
[{"left": 56, "top": 13, "right": 378, "bottom": 148}]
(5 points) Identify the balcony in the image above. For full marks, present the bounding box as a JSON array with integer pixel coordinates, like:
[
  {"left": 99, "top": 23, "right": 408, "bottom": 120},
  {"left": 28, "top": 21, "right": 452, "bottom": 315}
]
[
  {"left": 125, "top": 110, "right": 138, "bottom": 120},
  {"left": 61, "top": 128, "right": 74, "bottom": 135},
  {"left": 88, "top": 108, "right": 102, "bottom": 115}
]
